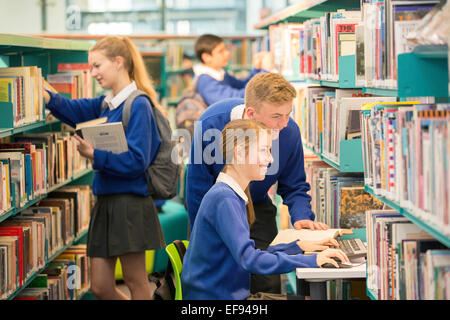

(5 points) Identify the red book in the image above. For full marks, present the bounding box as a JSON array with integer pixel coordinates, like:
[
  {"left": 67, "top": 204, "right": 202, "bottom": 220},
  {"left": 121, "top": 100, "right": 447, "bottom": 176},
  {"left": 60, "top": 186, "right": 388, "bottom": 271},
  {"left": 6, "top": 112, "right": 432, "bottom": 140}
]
[
  {"left": 57, "top": 63, "right": 90, "bottom": 71},
  {"left": 0, "top": 227, "right": 24, "bottom": 286}
]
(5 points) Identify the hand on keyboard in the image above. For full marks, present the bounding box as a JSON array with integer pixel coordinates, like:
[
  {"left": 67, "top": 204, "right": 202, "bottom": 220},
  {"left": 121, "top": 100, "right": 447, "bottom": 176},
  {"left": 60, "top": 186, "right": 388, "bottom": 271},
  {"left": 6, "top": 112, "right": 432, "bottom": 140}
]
[
  {"left": 316, "top": 248, "right": 350, "bottom": 268},
  {"left": 297, "top": 237, "right": 339, "bottom": 252},
  {"left": 335, "top": 238, "right": 367, "bottom": 259}
]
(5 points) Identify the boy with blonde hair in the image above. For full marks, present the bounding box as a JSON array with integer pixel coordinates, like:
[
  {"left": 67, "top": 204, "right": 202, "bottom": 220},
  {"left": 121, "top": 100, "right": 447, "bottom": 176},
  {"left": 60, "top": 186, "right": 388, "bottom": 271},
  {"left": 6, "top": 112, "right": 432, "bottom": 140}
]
[{"left": 186, "top": 73, "right": 329, "bottom": 294}]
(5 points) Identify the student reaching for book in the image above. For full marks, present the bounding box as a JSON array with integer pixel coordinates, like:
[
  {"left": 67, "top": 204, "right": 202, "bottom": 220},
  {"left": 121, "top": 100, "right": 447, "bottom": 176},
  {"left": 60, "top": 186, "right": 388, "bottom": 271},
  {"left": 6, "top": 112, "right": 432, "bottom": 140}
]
[
  {"left": 181, "top": 119, "right": 349, "bottom": 300},
  {"left": 42, "top": 36, "right": 166, "bottom": 300},
  {"left": 192, "top": 34, "right": 273, "bottom": 106}
]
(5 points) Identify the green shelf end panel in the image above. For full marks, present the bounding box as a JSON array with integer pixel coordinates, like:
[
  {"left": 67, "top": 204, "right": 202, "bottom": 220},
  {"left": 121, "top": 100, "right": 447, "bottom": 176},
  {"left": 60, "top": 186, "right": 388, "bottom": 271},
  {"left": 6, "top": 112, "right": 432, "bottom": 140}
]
[
  {"left": 0, "top": 101, "right": 14, "bottom": 128},
  {"left": 338, "top": 55, "right": 361, "bottom": 88},
  {"left": 366, "top": 287, "right": 378, "bottom": 300},
  {"left": 341, "top": 227, "right": 366, "bottom": 242},
  {"left": 339, "top": 139, "right": 364, "bottom": 172},
  {"left": 397, "top": 51, "right": 449, "bottom": 98}
]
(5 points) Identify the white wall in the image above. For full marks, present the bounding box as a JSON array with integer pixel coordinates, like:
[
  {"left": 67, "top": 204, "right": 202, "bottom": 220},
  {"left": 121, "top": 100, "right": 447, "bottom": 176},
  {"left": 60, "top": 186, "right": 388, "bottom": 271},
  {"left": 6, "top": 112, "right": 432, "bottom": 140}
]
[
  {"left": 0, "top": 0, "right": 66, "bottom": 34},
  {"left": 47, "top": 0, "right": 68, "bottom": 34},
  {"left": 0, "top": 0, "right": 42, "bottom": 34},
  {"left": 246, "top": 0, "right": 262, "bottom": 34}
]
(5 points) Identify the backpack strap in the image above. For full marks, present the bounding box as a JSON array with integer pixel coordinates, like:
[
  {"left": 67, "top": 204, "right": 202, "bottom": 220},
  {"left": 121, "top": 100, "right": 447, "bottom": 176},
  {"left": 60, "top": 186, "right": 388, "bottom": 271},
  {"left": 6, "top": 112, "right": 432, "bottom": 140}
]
[{"left": 100, "top": 89, "right": 150, "bottom": 132}]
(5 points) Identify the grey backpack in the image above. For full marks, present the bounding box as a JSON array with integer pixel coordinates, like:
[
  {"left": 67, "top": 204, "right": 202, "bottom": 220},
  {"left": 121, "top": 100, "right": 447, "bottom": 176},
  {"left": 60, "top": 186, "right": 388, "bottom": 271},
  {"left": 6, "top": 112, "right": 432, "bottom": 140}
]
[{"left": 101, "top": 89, "right": 181, "bottom": 200}]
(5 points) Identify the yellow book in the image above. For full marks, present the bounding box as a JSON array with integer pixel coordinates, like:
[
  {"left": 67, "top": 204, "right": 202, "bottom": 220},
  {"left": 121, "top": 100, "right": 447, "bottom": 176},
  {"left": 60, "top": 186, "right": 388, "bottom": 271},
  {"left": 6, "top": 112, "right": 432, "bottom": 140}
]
[
  {"left": 0, "top": 67, "right": 33, "bottom": 124},
  {"left": 43, "top": 78, "right": 58, "bottom": 94},
  {"left": 361, "top": 101, "right": 421, "bottom": 111},
  {"left": 0, "top": 78, "right": 13, "bottom": 103}
]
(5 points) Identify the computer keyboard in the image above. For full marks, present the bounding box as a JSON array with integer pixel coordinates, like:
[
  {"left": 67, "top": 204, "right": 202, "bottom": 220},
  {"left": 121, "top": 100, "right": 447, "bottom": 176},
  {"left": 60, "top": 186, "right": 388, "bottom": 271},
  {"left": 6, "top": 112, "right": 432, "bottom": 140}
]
[{"left": 337, "top": 238, "right": 367, "bottom": 259}]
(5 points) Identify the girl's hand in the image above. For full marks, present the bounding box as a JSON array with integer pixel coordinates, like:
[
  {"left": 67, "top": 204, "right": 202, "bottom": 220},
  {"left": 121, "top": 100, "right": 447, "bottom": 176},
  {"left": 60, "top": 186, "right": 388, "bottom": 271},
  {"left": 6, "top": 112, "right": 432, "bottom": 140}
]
[
  {"left": 297, "top": 237, "right": 339, "bottom": 252},
  {"left": 73, "top": 134, "right": 95, "bottom": 160},
  {"left": 316, "top": 248, "right": 350, "bottom": 268},
  {"left": 293, "top": 219, "right": 330, "bottom": 230},
  {"left": 43, "top": 88, "right": 51, "bottom": 104}
]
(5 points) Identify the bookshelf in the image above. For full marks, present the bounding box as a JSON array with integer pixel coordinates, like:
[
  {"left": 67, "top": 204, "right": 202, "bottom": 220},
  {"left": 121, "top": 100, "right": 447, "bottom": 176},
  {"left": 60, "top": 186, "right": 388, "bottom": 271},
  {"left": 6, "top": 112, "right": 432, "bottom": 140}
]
[
  {"left": 253, "top": 0, "right": 360, "bottom": 29},
  {"left": 255, "top": 2, "right": 450, "bottom": 301},
  {"left": 0, "top": 33, "right": 94, "bottom": 300}
]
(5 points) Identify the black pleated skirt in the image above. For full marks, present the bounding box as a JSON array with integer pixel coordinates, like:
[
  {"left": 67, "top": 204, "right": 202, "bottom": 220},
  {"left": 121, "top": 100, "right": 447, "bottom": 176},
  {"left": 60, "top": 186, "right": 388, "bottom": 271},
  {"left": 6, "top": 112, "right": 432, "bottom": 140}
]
[{"left": 86, "top": 193, "right": 166, "bottom": 258}]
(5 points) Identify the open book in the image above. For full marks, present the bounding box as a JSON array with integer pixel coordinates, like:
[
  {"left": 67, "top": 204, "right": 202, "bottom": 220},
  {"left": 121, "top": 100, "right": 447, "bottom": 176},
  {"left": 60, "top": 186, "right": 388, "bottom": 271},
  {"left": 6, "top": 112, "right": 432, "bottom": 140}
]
[
  {"left": 75, "top": 117, "right": 128, "bottom": 154},
  {"left": 270, "top": 228, "right": 353, "bottom": 246}
]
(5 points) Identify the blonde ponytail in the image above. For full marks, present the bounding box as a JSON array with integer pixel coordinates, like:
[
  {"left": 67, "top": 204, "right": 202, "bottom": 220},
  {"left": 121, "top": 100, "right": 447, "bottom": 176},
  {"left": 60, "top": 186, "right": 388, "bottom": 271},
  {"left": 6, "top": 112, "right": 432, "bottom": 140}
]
[{"left": 90, "top": 36, "right": 167, "bottom": 116}]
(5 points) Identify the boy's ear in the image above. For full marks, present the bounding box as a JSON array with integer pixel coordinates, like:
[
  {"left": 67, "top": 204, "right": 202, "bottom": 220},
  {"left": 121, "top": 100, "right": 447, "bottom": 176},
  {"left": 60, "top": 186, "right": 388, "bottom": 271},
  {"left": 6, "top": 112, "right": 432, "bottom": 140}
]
[
  {"left": 201, "top": 52, "right": 212, "bottom": 64},
  {"left": 245, "top": 106, "right": 256, "bottom": 120}
]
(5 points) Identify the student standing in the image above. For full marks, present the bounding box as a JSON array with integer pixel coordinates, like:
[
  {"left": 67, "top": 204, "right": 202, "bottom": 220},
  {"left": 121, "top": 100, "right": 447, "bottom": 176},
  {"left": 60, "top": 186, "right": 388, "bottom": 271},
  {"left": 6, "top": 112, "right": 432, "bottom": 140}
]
[
  {"left": 182, "top": 119, "right": 348, "bottom": 300},
  {"left": 43, "top": 36, "right": 165, "bottom": 300},
  {"left": 186, "top": 72, "right": 329, "bottom": 294},
  {"left": 193, "top": 34, "right": 273, "bottom": 106}
]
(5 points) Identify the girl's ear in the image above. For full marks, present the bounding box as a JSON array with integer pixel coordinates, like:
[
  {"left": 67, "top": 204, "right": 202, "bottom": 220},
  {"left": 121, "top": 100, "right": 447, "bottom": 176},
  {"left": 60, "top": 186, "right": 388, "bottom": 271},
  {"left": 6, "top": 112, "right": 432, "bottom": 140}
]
[
  {"left": 235, "top": 144, "right": 246, "bottom": 164},
  {"left": 114, "top": 56, "right": 125, "bottom": 70}
]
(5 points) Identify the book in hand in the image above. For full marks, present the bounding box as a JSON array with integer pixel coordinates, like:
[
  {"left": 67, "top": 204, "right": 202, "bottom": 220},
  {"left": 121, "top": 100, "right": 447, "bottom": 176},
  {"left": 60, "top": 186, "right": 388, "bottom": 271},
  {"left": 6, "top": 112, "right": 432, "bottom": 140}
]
[
  {"left": 75, "top": 117, "right": 128, "bottom": 154},
  {"left": 270, "top": 228, "right": 353, "bottom": 246}
]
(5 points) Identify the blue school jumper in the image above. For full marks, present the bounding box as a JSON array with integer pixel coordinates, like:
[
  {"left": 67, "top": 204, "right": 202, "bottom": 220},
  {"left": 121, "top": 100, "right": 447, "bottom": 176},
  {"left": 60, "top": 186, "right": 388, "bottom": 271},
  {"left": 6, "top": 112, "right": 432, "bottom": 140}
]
[
  {"left": 181, "top": 181, "right": 318, "bottom": 300},
  {"left": 186, "top": 98, "right": 314, "bottom": 229},
  {"left": 45, "top": 91, "right": 161, "bottom": 196},
  {"left": 196, "top": 67, "right": 266, "bottom": 106}
]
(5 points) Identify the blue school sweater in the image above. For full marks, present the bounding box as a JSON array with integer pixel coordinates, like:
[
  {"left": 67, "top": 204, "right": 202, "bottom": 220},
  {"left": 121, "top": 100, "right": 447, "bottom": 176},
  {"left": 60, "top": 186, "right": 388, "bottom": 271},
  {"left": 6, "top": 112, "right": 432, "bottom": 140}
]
[
  {"left": 196, "top": 68, "right": 265, "bottom": 106},
  {"left": 186, "top": 98, "right": 314, "bottom": 228},
  {"left": 181, "top": 182, "right": 318, "bottom": 300},
  {"left": 45, "top": 91, "right": 161, "bottom": 196}
]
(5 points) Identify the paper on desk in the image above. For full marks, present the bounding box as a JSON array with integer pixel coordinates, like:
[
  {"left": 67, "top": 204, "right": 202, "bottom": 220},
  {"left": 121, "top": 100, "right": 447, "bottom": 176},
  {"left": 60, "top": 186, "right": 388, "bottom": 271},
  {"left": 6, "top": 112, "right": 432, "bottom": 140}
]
[{"left": 270, "top": 228, "right": 353, "bottom": 246}]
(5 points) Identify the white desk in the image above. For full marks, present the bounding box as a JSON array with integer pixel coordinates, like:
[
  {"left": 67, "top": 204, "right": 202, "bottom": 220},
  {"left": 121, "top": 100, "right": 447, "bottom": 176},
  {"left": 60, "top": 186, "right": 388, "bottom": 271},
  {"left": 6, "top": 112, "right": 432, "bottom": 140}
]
[{"left": 295, "top": 262, "right": 366, "bottom": 300}]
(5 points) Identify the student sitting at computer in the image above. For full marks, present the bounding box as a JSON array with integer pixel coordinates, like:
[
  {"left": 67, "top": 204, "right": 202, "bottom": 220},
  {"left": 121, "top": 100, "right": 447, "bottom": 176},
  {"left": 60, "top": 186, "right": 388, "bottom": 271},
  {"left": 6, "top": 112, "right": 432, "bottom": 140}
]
[
  {"left": 181, "top": 119, "right": 349, "bottom": 300},
  {"left": 193, "top": 34, "right": 273, "bottom": 106}
]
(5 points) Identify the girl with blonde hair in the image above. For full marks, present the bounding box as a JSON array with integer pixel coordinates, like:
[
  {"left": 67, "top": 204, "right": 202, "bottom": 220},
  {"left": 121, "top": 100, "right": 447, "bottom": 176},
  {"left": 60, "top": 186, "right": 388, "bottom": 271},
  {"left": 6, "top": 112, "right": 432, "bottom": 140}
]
[
  {"left": 181, "top": 119, "right": 348, "bottom": 300},
  {"left": 43, "top": 36, "right": 166, "bottom": 300}
]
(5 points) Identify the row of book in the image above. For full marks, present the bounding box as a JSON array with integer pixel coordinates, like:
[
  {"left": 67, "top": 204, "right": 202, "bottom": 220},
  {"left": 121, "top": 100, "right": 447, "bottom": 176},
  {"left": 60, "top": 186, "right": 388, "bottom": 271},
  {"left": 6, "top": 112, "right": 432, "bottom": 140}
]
[
  {"left": 0, "top": 132, "right": 90, "bottom": 214},
  {"left": 0, "top": 186, "right": 92, "bottom": 299},
  {"left": 303, "top": 151, "right": 385, "bottom": 229},
  {"left": 14, "top": 244, "right": 90, "bottom": 300},
  {"left": 47, "top": 63, "right": 94, "bottom": 100},
  {"left": 366, "top": 210, "right": 449, "bottom": 300},
  {"left": 228, "top": 39, "right": 255, "bottom": 69},
  {"left": 265, "top": 2, "right": 441, "bottom": 88},
  {"left": 0, "top": 66, "right": 44, "bottom": 127},
  {"left": 361, "top": 102, "right": 450, "bottom": 236},
  {"left": 359, "top": 0, "right": 440, "bottom": 88},
  {"left": 292, "top": 84, "right": 398, "bottom": 165}
]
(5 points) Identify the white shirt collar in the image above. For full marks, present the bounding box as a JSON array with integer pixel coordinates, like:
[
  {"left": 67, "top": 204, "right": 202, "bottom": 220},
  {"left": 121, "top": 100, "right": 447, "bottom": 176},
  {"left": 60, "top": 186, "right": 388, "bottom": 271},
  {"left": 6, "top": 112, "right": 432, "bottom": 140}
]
[
  {"left": 193, "top": 64, "right": 226, "bottom": 82},
  {"left": 230, "top": 104, "right": 245, "bottom": 121},
  {"left": 216, "top": 172, "right": 248, "bottom": 204},
  {"left": 104, "top": 81, "right": 137, "bottom": 110}
]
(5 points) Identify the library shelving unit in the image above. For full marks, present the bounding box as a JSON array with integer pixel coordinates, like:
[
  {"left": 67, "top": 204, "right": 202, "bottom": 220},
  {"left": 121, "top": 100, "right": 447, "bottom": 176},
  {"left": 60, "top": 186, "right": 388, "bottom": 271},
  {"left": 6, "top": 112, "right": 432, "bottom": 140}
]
[
  {"left": 254, "top": 1, "right": 450, "bottom": 300},
  {"left": 0, "top": 33, "right": 95, "bottom": 300}
]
